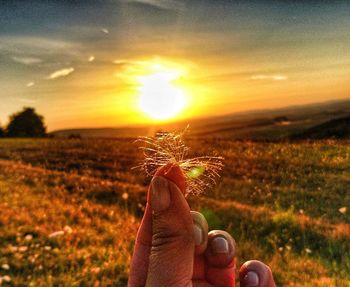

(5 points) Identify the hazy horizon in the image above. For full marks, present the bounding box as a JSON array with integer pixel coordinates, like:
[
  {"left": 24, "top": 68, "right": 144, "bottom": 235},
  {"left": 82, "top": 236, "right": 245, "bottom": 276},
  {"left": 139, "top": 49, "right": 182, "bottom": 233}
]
[
  {"left": 1, "top": 1, "right": 350, "bottom": 130},
  {"left": 47, "top": 96, "right": 349, "bottom": 133}
]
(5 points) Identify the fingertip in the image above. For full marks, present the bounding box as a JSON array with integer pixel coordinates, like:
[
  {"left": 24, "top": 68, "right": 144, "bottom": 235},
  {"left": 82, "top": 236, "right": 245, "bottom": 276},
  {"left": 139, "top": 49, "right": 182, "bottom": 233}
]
[
  {"left": 205, "top": 230, "right": 236, "bottom": 268},
  {"left": 239, "top": 260, "right": 276, "bottom": 287},
  {"left": 204, "top": 230, "right": 236, "bottom": 286},
  {"left": 155, "top": 163, "right": 187, "bottom": 194},
  {"left": 191, "top": 211, "right": 208, "bottom": 255}
]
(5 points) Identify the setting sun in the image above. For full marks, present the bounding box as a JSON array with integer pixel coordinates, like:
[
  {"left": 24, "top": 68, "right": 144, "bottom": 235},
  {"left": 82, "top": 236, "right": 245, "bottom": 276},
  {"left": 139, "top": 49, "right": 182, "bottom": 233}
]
[{"left": 138, "top": 64, "right": 187, "bottom": 120}]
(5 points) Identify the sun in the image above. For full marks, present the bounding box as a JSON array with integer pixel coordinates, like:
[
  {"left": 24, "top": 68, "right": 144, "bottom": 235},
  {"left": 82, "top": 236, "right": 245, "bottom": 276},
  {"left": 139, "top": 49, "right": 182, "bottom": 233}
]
[{"left": 138, "top": 63, "right": 186, "bottom": 120}]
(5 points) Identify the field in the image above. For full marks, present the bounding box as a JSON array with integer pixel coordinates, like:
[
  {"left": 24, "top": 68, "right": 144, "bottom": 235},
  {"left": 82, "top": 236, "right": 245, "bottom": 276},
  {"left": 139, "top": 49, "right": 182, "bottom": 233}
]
[{"left": 0, "top": 138, "right": 349, "bottom": 286}]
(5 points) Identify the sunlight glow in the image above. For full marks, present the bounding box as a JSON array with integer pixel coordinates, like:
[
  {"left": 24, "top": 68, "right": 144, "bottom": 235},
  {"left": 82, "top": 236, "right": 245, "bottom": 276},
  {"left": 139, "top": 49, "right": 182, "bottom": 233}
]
[{"left": 138, "top": 63, "right": 187, "bottom": 120}]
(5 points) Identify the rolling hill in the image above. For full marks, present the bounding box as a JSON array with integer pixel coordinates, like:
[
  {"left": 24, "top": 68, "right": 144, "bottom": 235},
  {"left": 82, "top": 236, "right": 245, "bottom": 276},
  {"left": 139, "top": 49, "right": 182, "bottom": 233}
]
[
  {"left": 50, "top": 98, "right": 350, "bottom": 140},
  {"left": 291, "top": 116, "right": 350, "bottom": 140}
]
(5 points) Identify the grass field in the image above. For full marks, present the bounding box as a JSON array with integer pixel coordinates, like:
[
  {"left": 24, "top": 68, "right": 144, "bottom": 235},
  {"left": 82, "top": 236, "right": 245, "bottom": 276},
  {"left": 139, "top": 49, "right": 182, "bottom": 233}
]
[{"left": 0, "top": 138, "right": 349, "bottom": 286}]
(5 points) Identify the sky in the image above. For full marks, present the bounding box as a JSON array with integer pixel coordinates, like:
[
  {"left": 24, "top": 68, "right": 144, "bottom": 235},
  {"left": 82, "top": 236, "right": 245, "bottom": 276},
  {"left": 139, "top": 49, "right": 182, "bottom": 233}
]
[{"left": 0, "top": 0, "right": 349, "bottom": 131}]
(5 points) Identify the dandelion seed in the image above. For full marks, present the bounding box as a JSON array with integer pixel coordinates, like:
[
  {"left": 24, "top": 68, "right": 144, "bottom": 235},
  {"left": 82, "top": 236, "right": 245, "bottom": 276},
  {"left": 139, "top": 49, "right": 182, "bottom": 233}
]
[
  {"left": 2, "top": 275, "right": 11, "bottom": 282},
  {"left": 1, "top": 264, "right": 10, "bottom": 270},
  {"left": 339, "top": 207, "right": 347, "bottom": 214},
  {"left": 91, "top": 267, "right": 101, "bottom": 274},
  {"left": 134, "top": 128, "right": 224, "bottom": 195},
  {"left": 25, "top": 234, "right": 33, "bottom": 241},
  {"left": 19, "top": 246, "right": 28, "bottom": 252},
  {"left": 305, "top": 248, "right": 312, "bottom": 254},
  {"left": 9, "top": 245, "right": 18, "bottom": 252},
  {"left": 64, "top": 225, "right": 73, "bottom": 234},
  {"left": 49, "top": 231, "right": 64, "bottom": 238}
]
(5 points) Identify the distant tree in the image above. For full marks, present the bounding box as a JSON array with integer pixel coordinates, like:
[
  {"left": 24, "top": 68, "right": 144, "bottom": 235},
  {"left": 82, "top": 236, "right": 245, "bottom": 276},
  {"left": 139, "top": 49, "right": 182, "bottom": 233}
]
[{"left": 6, "top": 107, "right": 46, "bottom": 137}]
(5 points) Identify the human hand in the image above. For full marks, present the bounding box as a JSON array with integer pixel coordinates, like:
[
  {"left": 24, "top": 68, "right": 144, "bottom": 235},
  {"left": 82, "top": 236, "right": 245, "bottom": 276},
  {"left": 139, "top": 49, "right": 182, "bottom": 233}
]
[{"left": 128, "top": 164, "right": 276, "bottom": 287}]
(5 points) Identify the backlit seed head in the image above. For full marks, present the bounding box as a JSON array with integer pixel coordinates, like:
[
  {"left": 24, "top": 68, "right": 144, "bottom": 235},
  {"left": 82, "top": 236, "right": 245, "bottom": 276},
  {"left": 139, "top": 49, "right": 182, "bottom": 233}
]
[{"left": 134, "top": 128, "right": 224, "bottom": 196}]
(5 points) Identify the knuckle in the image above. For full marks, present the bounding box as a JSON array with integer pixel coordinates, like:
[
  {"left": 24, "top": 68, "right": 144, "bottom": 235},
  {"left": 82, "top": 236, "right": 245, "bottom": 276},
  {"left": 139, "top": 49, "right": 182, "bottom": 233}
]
[{"left": 152, "top": 227, "right": 194, "bottom": 250}]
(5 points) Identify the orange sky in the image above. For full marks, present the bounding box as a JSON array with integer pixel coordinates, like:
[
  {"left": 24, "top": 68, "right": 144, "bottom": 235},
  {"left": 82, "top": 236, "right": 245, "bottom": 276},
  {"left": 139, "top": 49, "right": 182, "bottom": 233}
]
[{"left": 0, "top": 1, "right": 349, "bottom": 131}]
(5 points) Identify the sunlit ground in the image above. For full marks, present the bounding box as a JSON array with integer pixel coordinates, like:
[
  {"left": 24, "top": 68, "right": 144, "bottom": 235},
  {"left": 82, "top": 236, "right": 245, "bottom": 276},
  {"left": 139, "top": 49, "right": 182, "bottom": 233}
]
[{"left": 0, "top": 138, "right": 349, "bottom": 286}]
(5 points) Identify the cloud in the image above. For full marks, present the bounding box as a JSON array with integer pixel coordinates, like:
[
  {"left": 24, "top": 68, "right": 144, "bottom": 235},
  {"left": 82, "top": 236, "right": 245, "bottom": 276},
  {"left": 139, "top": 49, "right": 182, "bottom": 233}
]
[
  {"left": 126, "top": 0, "right": 184, "bottom": 11},
  {"left": 17, "top": 98, "right": 36, "bottom": 103},
  {"left": 112, "top": 59, "right": 148, "bottom": 66},
  {"left": 113, "top": 59, "right": 127, "bottom": 65},
  {"left": 251, "top": 74, "right": 288, "bottom": 81},
  {"left": 48, "top": 68, "right": 75, "bottom": 79},
  {"left": 26, "top": 82, "right": 35, "bottom": 87},
  {"left": 0, "top": 36, "right": 79, "bottom": 57},
  {"left": 113, "top": 59, "right": 137, "bottom": 66},
  {"left": 12, "top": 56, "right": 42, "bottom": 65}
]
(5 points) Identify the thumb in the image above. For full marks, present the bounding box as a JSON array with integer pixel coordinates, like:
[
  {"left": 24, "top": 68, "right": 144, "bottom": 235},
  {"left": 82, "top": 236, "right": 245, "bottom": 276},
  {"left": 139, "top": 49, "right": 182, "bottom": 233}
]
[{"left": 146, "top": 164, "right": 195, "bottom": 287}]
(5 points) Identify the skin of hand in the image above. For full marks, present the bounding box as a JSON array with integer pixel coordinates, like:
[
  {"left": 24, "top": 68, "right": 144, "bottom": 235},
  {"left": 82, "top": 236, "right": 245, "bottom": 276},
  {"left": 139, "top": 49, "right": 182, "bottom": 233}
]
[{"left": 128, "top": 164, "right": 276, "bottom": 287}]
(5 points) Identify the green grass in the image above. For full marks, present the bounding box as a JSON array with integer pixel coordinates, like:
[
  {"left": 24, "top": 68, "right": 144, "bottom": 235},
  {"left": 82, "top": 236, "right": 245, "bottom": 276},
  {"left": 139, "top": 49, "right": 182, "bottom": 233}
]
[{"left": 0, "top": 138, "right": 349, "bottom": 286}]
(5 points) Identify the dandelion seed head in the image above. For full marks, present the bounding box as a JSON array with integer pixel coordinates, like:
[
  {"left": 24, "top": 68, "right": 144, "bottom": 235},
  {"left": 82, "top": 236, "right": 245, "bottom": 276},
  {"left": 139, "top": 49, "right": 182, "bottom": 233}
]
[
  {"left": 122, "top": 192, "right": 129, "bottom": 200},
  {"left": 1, "top": 264, "right": 10, "bottom": 270},
  {"left": 135, "top": 128, "right": 224, "bottom": 196},
  {"left": 24, "top": 234, "right": 33, "bottom": 241},
  {"left": 63, "top": 225, "right": 73, "bottom": 234},
  {"left": 339, "top": 206, "right": 347, "bottom": 214},
  {"left": 2, "top": 275, "right": 11, "bottom": 282},
  {"left": 49, "top": 231, "right": 64, "bottom": 238},
  {"left": 19, "top": 246, "right": 28, "bottom": 253}
]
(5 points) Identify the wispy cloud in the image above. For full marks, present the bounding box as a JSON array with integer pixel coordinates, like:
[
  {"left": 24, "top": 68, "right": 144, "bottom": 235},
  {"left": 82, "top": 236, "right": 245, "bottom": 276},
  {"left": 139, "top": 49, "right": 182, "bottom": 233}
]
[
  {"left": 126, "top": 0, "right": 184, "bottom": 11},
  {"left": 113, "top": 59, "right": 127, "bottom": 65},
  {"left": 112, "top": 59, "right": 148, "bottom": 66},
  {"left": 0, "top": 36, "right": 79, "bottom": 57},
  {"left": 251, "top": 74, "right": 288, "bottom": 81},
  {"left": 26, "top": 82, "right": 35, "bottom": 87},
  {"left": 17, "top": 98, "right": 36, "bottom": 103},
  {"left": 12, "top": 56, "right": 42, "bottom": 65},
  {"left": 48, "top": 68, "right": 75, "bottom": 80},
  {"left": 113, "top": 59, "right": 138, "bottom": 66}
]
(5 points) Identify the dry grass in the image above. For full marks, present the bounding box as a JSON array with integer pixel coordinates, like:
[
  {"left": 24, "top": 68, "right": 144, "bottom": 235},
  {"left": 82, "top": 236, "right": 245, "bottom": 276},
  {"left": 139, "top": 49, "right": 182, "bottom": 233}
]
[{"left": 0, "top": 138, "right": 349, "bottom": 286}]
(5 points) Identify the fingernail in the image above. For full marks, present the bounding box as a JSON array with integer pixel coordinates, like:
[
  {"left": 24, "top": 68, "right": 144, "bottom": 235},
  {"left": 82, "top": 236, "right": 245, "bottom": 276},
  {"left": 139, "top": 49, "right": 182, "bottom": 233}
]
[
  {"left": 151, "top": 176, "right": 170, "bottom": 213},
  {"left": 193, "top": 224, "right": 203, "bottom": 245},
  {"left": 243, "top": 271, "right": 259, "bottom": 287},
  {"left": 211, "top": 236, "right": 229, "bottom": 254}
]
